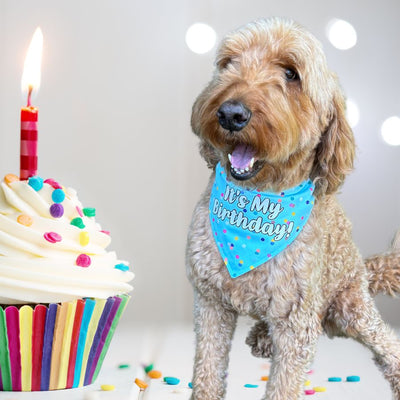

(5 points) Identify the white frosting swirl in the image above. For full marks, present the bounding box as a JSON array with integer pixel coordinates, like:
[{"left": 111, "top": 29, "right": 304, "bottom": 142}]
[{"left": 0, "top": 175, "right": 134, "bottom": 304}]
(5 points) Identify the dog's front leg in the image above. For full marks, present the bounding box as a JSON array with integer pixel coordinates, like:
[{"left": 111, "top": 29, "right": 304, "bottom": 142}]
[
  {"left": 191, "top": 291, "right": 238, "bottom": 400},
  {"left": 265, "top": 316, "right": 321, "bottom": 400}
]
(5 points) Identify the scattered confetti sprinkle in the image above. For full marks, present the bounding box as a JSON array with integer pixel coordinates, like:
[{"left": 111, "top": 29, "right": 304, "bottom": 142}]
[
  {"left": 148, "top": 370, "right": 162, "bottom": 379},
  {"left": 135, "top": 378, "right": 148, "bottom": 389},
  {"left": 164, "top": 377, "right": 180, "bottom": 385},
  {"left": 305, "top": 389, "right": 315, "bottom": 395},
  {"left": 304, "top": 380, "right": 311, "bottom": 386},
  {"left": 118, "top": 363, "right": 130, "bottom": 369},
  {"left": 261, "top": 376, "right": 269, "bottom": 381},
  {"left": 346, "top": 375, "right": 360, "bottom": 382},
  {"left": 328, "top": 377, "right": 342, "bottom": 382},
  {"left": 244, "top": 384, "right": 259, "bottom": 388},
  {"left": 313, "top": 386, "right": 326, "bottom": 392},
  {"left": 144, "top": 364, "right": 154, "bottom": 373},
  {"left": 188, "top": 382, "right": 193, "bottom": 389},
  {"left": 100, "top": 384, "right": 115, "bottom": 391}
]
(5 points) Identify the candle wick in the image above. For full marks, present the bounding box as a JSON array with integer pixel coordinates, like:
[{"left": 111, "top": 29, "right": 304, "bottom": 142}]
[{"left": 27, "top": 85, "right": 33, "bottom": 107}]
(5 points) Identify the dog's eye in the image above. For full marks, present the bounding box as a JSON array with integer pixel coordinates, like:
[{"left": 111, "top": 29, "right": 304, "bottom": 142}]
[
  {"left": 284, "top": 68, "right": 299, "bottom": 81},
  {"left": 218, "top": 57, "right": 233, "bottom": 70}
]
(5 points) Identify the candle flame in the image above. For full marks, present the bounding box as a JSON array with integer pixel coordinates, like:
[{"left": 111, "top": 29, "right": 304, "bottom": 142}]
[{"left": 21, "top": 27, "right": 43, "bottom": 102}]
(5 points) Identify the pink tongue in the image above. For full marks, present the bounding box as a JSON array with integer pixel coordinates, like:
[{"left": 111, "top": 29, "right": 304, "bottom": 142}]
[{"left": 231, "top": 144, "right": 256, "bottom": 169}]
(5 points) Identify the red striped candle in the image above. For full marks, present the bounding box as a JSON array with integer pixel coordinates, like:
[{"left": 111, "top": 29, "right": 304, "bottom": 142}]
[{"left": 20, "top": 99, "right": 38, "bottom": 180}]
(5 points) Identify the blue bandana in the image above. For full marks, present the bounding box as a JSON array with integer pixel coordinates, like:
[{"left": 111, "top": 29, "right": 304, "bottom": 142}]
[{"left": 209, "top": 163, "right": 315, "bottom": 278}]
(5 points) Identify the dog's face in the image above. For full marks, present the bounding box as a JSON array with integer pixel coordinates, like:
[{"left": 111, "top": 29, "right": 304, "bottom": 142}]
[{"left": 192, "top": 18, "right": 355, "bottom": 195}]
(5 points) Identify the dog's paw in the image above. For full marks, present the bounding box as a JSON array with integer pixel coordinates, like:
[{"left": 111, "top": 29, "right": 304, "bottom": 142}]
[{"left": 245, "top": 321, "right": 273, "bottom": 358}]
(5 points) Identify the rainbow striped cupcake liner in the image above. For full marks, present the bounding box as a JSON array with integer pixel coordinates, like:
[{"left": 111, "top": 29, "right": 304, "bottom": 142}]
[{"left": 0, "top": 294, "right": 129, "bottom": 391}]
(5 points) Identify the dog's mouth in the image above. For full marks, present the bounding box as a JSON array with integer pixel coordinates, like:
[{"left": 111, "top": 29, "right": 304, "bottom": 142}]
[{"left": 228, "top": 143, "right": 263, "bottom": 180}]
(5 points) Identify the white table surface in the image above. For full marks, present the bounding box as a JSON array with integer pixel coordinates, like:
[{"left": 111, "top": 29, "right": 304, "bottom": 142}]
[{"left": 0, "top": 318, "right": 396, "bottom": 400}]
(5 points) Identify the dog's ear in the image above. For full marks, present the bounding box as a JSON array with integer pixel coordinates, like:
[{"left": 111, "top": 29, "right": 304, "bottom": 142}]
[
  {"left": 191, "top": 89, "right": 220, "bottom": 170},
  {"left": 312, "top": 87, "right": 355, "bottom": 196}
]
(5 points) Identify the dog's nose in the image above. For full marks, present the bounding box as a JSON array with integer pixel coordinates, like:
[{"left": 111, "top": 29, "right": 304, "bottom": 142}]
[{"left": 216, "top": 100, "right": 252, "bottom": 131}]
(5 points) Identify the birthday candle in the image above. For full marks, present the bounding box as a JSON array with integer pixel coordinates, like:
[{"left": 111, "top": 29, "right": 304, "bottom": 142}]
[
  {"left": 20, "top": 27, "right": 43, "bottom": 180},
  {"left": 20, "top": 95, "right": 38, "bottom": 180}
]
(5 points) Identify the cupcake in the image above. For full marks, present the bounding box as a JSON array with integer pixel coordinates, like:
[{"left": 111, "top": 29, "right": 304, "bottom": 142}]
[{"left": 0, "top": 173, "right": 134, "bottom": 391}]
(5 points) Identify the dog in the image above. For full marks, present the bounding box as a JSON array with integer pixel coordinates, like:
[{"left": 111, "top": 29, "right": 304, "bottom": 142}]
[{"left": 186, "top": 18, "right": 400, "bottom": 400}]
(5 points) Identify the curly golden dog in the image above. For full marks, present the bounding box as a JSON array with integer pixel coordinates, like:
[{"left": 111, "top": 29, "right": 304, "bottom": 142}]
[{"left": 186, "top": 18, "right": 400, "bottom": 400}]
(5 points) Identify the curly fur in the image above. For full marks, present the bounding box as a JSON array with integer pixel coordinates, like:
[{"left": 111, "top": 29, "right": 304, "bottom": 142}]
[{"left": 186, "top": 18, "right": 400, "bottom": 400}]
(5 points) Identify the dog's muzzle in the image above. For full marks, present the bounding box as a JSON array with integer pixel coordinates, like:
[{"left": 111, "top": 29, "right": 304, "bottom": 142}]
[{"left": 216, "top": 100, "right": 252, "bottom": 132}]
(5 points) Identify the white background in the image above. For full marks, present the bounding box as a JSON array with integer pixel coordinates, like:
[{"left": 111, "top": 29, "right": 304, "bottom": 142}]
[{"left": 0, "top": 0, "right": 399, "bottom": 326}]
